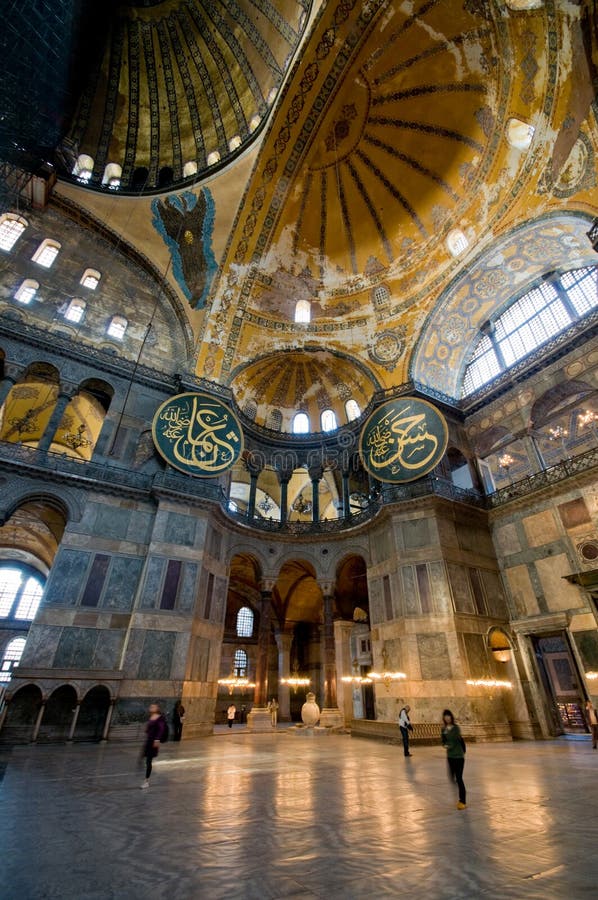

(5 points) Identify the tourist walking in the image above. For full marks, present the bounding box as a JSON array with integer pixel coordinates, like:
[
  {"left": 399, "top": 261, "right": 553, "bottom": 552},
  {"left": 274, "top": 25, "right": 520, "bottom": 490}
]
[
  {"left": 398, "top": 704, "right": 413, "bottom": 757},
  {"left": 173, "top": 700, "right": 185, "bottom": 742},
  {"left": 141, "top": 703, "right": 166, "bottom": 789},
  {"left": 268, "top": 698, "right": 279, "bottom": 728},
  {"left": 585, "top": 699, "right": 598, "bottom": 749},
  {"left": 441, "top": 709, "right": 467, "bottom": 809},
  {"left": 227, "top": 703, "right": 236, "bottom": 728}
]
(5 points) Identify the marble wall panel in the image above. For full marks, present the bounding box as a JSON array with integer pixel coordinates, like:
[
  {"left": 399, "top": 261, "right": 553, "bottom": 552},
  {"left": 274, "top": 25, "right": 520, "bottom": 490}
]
[
  {"left": 418, "top": 633, "right": 452, "bottom": 680},
  {"left": 401, "top": 566, "right": 419, "bottom": 615},
  {"left": 505, "top": 564, "right": 540, "bottom": 616},
  {"left": 371, "top": 526, "right": 394, "bottom": 563},
  {"left": 574, "top": 630, "right": 598, "bottom": 669},
  {"left": 44, "top": 550, "right": 91, "bottom": 606},
  {"left": 402, "top": 518, "right": 432, "bottom": 550},
  {"left": 493, "top": 522, "right": 521, "bottom": 557},
  {"left": 138, "top": 630, "right": 176, "bottom": 680},
  {"left": 139, "top": 557, "right": 165, "bottom": 609},
  {"left": 458, "top": 524, "right": 493, "bottom": 556},
  {"left": 91, "top": 629, "right": 124, "bottom": 669},
  {"left": 19, "top": 625, "right": 61, "bottom": 667},
  {"left": 166, "top": 512, "right": 196, "bottom": 547},
  {"left": 523, "top": 510, "right": 560, "bottom": 548},
  {"left": 178, "top": 563, "right": 199, "bottom": 613},
  {"left": 446, "top": 563, "right": 475, "bottom": 614},
  {"left": 368, "top": 578, "right": 384, "bottom": 625},
  {"left": 480, "top": 569, "right": 508, "bottom": 618},
  {"left": 190, "top": 636, "right": 211, "bottom": 682},
  {"left": 95, "top": 506, "right": 131, "bottom": 540},
  {"left": 171, "top": 631, "right": 192, "bottom": 680},
  {"left": 429, "top": 561, "right": 451, "bottom": 613},
  {"left": 462, "top": 632, "right": 488, "bottom": 678},
  {"left": 211, "top": 576, "right": 228, "bottom": 624},
  {"left": 123, "top": 628, "right": 146, "bottom": 676},
  {"left": 126, "top": 511, "right": 154, "bottom": 545},
  {"left": 54, "top": 627, "right": 96, "bottom": 668},
  {"left": 536, "top": 554, "right": 585, "bottom": 612},
  {"left": 102, "top": 557, "right": 144, "bottom": 610}
]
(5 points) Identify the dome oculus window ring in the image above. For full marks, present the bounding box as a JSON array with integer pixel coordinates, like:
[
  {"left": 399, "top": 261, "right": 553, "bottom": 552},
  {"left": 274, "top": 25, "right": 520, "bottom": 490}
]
[{"left": 0, "top": 213, "right": 28, "bottom": 252}]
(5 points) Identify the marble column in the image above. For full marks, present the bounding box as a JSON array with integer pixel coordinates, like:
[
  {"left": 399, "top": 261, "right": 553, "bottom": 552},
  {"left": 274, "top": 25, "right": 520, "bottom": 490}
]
[
  {"left": 37, "top": 388, "right": 75, "bottom": 452},
  {"left": 246, "top": 457, "right": 264, "bottom": 520},
  {"left": 31, "top": 700, "right": 46, "bottom": 742},
  {"left": 101, "top": 699, "right": 116, "bottom": 742},
  {"left": 308, "top": 464, "right": 322, "bottom": 522},
  {"left": 334, "top": 619, "right": 355, "bottom": 725},
  {"left": 67, "top": 703, "right": 81, "bottom": 742},
  {"left": 0, "top": 364, "right": 22, "bottom": 409},
  {"left": 524, "top": 431, "right": 546, "bottom": 474},
  {"left": 276, "top": 467, "right": 293, "bottom": 524},
  {"left": 247, "top": 586, "right": 274, "bottom": 732},
  {"left": 341, "top": 469, "right": 351, "bottom": 519},
  {"left": 275, "top": 630, "right": 293, "bottom": 721},
  {"left": 319, "top": 587, "right": 343, "bottom": 728}
]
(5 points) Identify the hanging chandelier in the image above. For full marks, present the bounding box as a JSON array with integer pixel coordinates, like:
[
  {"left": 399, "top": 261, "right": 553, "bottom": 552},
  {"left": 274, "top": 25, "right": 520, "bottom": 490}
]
[
  {"left": 341, "top": 674, "right": 373, "bottom": 685},
  {"left": 217, "top": 676, "right": 256, "bottom": 695},
  {"left": 585, "top": 671, "right": 598, "bottom": 681},
  {"left": 292, "top": 492, "right": 312, "bottom": 515},
  {"left": 62, "top": 423, "right": 93, "bottom": 451},
  {"left": 368, "top": 671, "right": 407, "bottom": 690},
  {"left": 257, "top": 492, "right": 275, "bottom": 514},
  {"left": 466, "top": 678, "right": 512, "bottom": 689}
]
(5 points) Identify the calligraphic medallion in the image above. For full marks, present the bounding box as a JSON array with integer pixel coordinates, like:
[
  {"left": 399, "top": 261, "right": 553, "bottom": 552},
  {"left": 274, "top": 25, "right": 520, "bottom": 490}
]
[
  {"left": 152, "top": 392, "right": 243, "bottom": 477},
  {"left": 359, "top": 397, "right": 448, "bottom": 483}
]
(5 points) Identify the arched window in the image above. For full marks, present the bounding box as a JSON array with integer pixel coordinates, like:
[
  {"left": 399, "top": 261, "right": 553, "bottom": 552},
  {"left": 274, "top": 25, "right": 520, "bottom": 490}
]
[
  {"left": 64, "top": 298, "right": 86, "bottom": 324},
  {"left": 506, "top": 118, "right": 535, "bottom": 150},
  {"left": 32, "top": 239, "right": 61, "bottom": 268},
  {"left": 80, "top": 268, "right": 101, "bottom": 290},
  {"left": 293, "top": 412, "right": 310, "bottom": 434},
  {"left": 107, "top": 315, "right": 127, "bottom": 340},
  {"left": 72, "top": 154, "right": 94, "bottom": 183},
  {"left": 0, "top": 566, "right": 44, "bottom": 620},
  {"left": 345, "top": 399, "right": 361, "bottom": 422},
  {"left": 0, "top": 637, "right": 27, "bottom": 682},
  {"left": 462, "top": 266, "right": 598, "bottom": 396},
  {"left": 249, "top": 114, "right": 261, "bottom": 132},
  {"left": 243, "top": 400, "right": 257, "bottom": 421},
  {"left": 102, "top": 163, "right": 122, "bottom": 190},
  {"left": 0, "top": 213, "right": 28, "bottom": 252},
  {"left": 207, "top": 151, "right": 221, "bottom": 166},
  {"left": 321, "top": 409, "right": 337, "bottom": 432},
  {"left": 236, "top": 606, "right": 254, "bottom": 637},
  {"left": 267, "top": 409, "right": 282, "bottom": 431},
  {"left": 183, "top": 160, "right": 198, "bottom": 178},
  {"left": 14, "top": 279, "right": 39, "bottom": 304},
  {"left": 229, "top": 135, "right": 242, "bottom": 152},
  {"left": 446, "top": 229, "right": 469, "bottom": 257},
  {"left": 372, "top": 284, "right": 390, "bottom": 308},
  {"left": 234, "top": 648, "right": 248, "bottom": 677},
  {"left": 295, "top": 299, "right": 311, "bottom": 323}
]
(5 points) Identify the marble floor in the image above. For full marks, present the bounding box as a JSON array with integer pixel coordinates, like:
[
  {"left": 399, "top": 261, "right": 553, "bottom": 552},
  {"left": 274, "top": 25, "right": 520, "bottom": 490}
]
[{"left": 1, "top": 733, "right": 597, "bottom": 900}]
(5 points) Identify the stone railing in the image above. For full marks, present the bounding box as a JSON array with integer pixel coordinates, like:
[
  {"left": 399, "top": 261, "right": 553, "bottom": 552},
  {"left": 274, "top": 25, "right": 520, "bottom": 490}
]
[
  {"left": 221, "top": 498, "right": 383, "bottom": 535},
  {"left": 487, "top": 445, "right": 598, "bottom": 507}
]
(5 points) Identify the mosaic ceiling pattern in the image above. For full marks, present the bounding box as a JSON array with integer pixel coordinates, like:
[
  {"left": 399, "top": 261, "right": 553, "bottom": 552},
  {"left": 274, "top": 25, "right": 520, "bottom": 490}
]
[{"left": 62, "top": 0, "right": 310, "bottom": 192}]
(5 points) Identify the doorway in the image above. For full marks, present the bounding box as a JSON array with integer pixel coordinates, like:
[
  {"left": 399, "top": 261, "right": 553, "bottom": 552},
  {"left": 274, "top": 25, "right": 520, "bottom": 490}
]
[{"left": 532, "top": 633, "right": 587, "bottom": 734}]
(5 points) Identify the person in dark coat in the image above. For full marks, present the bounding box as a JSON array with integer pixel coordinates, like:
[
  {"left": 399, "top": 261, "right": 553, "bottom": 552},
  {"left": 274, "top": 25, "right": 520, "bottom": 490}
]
[
  {"left": 173, "top": 700, "right": 185, "bottom": 742},
  {"left": 441, "top": 709, "right": 467, "bottom": 809},
  {"left": 141, "top": 703, "right": 166, "bottom": 789}
]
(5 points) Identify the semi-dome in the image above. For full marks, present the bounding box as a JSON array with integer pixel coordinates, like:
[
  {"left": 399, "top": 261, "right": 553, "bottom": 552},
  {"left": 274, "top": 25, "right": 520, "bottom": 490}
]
[{"left": 230, "top": 349, "right": 378, "bottom": 433}]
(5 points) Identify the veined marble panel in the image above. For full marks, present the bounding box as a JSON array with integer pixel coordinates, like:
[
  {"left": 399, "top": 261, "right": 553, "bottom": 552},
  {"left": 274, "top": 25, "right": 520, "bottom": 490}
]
[
  {"left": 102, "top": 557, "right": 144, "bottom": 611},
  {"left": 138, "top": 630, "right": 176, "bottom": 680},
  {"left": 418, "top": 633, "right": 452, "bottom": 680},
  {"left": 44, "top": 549, "right": 90, "bottom": 607},
  {"left": 139, "top": 557, "right": 165, "bottom": 609}
]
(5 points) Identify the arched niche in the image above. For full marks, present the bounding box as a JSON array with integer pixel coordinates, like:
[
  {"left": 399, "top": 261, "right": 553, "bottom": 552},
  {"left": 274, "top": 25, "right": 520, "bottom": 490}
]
[
  {"left": 1, "top": 683, "right": 42, "bottom": 744},
  {"left": 0, "top": 362, "right": 60, "bottom": 446},
  {"left": 37, "top": 684, "right": 78, "bottom": 742},
  {"left": 75, "top": 685, "right": 111, "bottom": 741}
]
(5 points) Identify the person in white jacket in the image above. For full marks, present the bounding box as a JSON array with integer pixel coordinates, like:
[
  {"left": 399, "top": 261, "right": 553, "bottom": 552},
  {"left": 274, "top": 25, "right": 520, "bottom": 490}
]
[{"left": 398, "top": 705, "right": 413, "bottom": 757}]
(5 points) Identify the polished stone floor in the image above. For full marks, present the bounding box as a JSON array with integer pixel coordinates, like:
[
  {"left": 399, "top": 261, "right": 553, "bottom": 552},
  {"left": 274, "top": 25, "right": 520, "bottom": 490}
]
[{"left": 2, "top": 732, "right": 597, "bottom": 899}]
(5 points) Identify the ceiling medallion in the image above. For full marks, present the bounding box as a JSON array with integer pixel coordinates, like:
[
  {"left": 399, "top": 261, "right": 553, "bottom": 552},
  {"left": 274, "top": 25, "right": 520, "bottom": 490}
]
[{"left": 368, "top": 329, "right": 406, "bottom": 371}]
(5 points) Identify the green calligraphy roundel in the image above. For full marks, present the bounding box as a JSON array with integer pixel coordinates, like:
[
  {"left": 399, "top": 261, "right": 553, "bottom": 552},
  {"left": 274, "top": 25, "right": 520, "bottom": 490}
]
[
  {"left": 152, "top": 392, "right": 244, "bottom": 477},
  {"left": 359, "top": 396, "right": 448, "bottom": 483}
]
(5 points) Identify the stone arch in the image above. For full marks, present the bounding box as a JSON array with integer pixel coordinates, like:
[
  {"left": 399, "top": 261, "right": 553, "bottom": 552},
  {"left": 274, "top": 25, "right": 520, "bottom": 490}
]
[
  {"left": 530, "top": 379, "right": 594, "bottom": 429},
  {"left": 37, "top": 684, "right": 79, "bottom": 742},
  {"left": 1, "top": 683, "right": 42, "bottom": 744},
  {"left": 410, "top": 211, "right": 598, "bottom": 400},
  {"left": 75, "top": 685, "right": 111, "bottom": 741},
  {"left": 335, "top": 554, "right": 369, "bottom": 621},
  {"left": 0, "top": 484, "right": 83, "bottom": 527}
]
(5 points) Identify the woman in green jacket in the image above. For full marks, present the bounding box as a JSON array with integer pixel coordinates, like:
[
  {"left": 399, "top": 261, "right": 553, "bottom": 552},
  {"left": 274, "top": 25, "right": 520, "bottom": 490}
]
[{"left": 441, "top": 709, "right": 467, "bottom": 809}]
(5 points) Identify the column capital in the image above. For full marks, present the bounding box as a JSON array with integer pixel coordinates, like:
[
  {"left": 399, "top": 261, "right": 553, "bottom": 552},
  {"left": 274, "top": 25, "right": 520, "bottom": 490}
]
[
  {"left": 320, "top": 582, "right": 335, "bottom": 599},
  {"left": 260, "top": 580, "right": 276, "bottom": 596},
  {"left": 245, "top": 451, "right": 265, "bottom": 476},
  {"left": 308, "top": 463, "right": 323, "bottom": 482}
]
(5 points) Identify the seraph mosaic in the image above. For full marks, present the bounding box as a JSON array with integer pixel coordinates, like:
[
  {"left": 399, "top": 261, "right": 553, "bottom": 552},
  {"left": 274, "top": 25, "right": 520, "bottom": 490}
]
[{"left": 151, "top": 189, "right": 218, "bottom": 309}]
